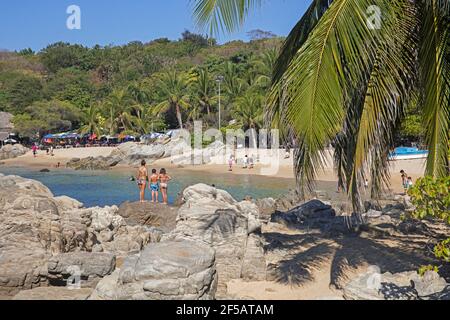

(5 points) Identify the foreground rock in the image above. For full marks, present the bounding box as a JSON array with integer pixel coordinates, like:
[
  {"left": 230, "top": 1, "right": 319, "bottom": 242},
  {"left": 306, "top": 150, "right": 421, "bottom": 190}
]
[
  {"left": 90, "top": 240, "right": 217, "bottom": 300},
  {"left": 343, "top": 268, "right": 449, "bottom": 300},
  {"left": 118, "top": 201, "right": 178, "bottom": 232},
  {"left": 0, "top": 174, "right": 151, "bottom": 296},
  {"left": 164, "top": 184, "right": 267, "bottom": 296},
  {"left": 0, "top": 144, "right": 28, "bottom": 160},
  {"left": 13, "top": 287, "right": 93, "bottom": 300}
]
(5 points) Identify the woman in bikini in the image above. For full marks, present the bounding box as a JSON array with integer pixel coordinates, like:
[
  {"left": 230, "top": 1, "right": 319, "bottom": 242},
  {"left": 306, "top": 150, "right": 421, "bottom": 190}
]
[
  {"left": 149, "top": 169, "right": 160, "bottom": 203},
  {"left": 159, "top": 168, "right": 172, "bottom": 205},
  {"left": 137, "top": 160, "right": 148, "bottom": 203}
]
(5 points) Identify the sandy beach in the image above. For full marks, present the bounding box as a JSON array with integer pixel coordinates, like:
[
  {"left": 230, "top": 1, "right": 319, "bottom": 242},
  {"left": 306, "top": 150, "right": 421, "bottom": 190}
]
[{"left": 1, "top": 145, "right": 427, "bottom": 195}]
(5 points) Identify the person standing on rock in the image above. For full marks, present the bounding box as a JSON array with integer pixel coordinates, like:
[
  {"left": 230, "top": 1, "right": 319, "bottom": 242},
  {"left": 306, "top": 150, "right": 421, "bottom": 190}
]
[
  {"left": 149, "top": 169, "right": 160, "bottom": 203},
  {"left": 137, "top": 160, "right": 148, "bottom": 203},
  {"left": 159, "top": 168, "right": 172, "bottom": 205}
]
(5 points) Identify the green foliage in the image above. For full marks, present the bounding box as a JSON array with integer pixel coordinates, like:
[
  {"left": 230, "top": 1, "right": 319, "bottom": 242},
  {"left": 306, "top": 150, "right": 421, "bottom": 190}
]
[
  {"left": 1, "top": 31, "right": 281, "bottom": 138},
  {"left": 13, "top": 100, "right": 82, "bottom": 137},
  {"left": 434, "top": 238, "right": 450, "bottom": 263},
  {"left": 408, "top": 176, "right": 450, "bottom": 224},
  {"left": 418, "top": 265, "right": 439, "bottom": 276}
]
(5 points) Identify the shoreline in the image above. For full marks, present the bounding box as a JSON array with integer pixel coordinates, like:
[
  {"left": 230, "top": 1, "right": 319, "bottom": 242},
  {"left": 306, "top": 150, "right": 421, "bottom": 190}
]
[{"left": 0, "top": 145, "right": 427, "bottom": 194}]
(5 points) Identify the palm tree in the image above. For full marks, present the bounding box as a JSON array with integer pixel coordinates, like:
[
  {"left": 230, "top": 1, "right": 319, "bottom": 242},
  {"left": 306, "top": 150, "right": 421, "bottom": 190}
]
[
  {"left": 132, "top": 104, "right": 166, "bottom": 134},
  {"left": 221, "top": 62, "right": 244, "bottom": 102},
  {"left": 80, "top": 104, "right": 102, "bottom": 136},
  {"left": 232, "top": 92, "right": 264, "bottom": 131},
  {"left": 193, "top": 0, "right": 450, "bottom": 210},
  {"left": 189, "top": 68, "right": 218, "bottom": 117},
  {"left": 103, "top": 88, "right": 133, "bottom": 135},
  {"left": 155, "top": 71, "right": 190, "bottom": 129}
]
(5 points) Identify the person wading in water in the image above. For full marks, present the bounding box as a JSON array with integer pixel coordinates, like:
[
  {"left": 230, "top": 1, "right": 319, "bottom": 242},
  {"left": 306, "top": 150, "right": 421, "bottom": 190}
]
[{"left": 159, "top": 168, "right": 172, "bottom": 205}]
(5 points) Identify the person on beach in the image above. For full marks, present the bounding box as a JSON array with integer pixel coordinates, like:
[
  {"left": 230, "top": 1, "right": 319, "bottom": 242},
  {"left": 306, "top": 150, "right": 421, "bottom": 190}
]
[
  {"left": 137, "top": 160, "right": 148, "bottom": 203},
  {"left": 159, "top": 168, "right": 172, "bottom": 205},
  {"left": 50, "top": 146, "right": 54, "bottom": 156},
  {"left": 248, "top": 155, "right": 254, "bottom": 169},
  {"left": 149, "top": 169, "right": 160, "bottom": 203},
  {"left": 32, "top": 144, "right": 38, "bottom": 158},
  {"left": 406, "top": 177, "right": 414, "bottom": 191},
  {"left": 243, "top": 155, "right": 248, "bottom": 168},
  {"left": 228, "top": 155, "right": 234, "bottom": 171},
  {"left": 400, "top": 170, "right": 408, "bottom": 193}
]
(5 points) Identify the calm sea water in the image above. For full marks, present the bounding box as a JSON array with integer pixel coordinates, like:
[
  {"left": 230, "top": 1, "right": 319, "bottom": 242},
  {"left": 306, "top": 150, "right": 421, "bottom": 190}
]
[{"left": 0, "top": 166, "right": 295, "bottom": 207}]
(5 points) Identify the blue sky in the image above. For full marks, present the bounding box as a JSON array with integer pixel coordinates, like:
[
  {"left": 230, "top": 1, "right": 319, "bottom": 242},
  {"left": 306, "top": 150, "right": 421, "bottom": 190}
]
[{"left": 0, "top": 0, "right": 309, "bottom": 52}]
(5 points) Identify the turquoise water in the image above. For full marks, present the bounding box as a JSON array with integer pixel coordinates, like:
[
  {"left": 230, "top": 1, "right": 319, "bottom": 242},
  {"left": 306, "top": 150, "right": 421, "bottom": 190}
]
[{"left": 0, "top": 166, "right": 295, "bottom": 207}]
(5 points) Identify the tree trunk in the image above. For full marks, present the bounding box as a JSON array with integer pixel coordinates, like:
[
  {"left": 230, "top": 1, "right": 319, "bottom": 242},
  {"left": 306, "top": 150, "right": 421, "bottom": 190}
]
[{"left": 176, "top": 104, "right": 183, "bottom": 129}]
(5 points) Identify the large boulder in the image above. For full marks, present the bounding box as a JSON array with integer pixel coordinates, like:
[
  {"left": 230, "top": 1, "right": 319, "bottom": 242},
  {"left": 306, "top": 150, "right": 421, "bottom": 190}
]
[
  {"left": 0, "top": 144, "right": 28, "bottom": 160},
  {"left": 0, "top": 174, "right": 151, "bottom": 297},
  {"left": 90, "top": 240, "right": 217, "bottom": 300},
  {"left": 163, "top": 184, "right": 266, "bottom": 296},
  {"left": 47, "top": 252, "right": 116, "bottom": 288},
  {"left": 118, "top": 201, "right": 178, "bottom": 232},
  {"left": 66, "top": 156, "right": 119, "bottom": 170},
  {"left": 343, "top": 267, "right": 450, "bottom": 300}
]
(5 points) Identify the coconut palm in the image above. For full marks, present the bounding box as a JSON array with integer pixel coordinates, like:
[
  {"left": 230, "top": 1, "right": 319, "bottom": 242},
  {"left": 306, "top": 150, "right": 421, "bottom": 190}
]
[
  {"left": 193, "top": 0, "right": 450, "bottom": 210},
  {"left": 189, "top": 68, "right": 218, "bottom": 117},
  {"left": 232, "top": 92, "right": 264, "bottom": 130},
  {"left": 103, "top": 88, "right": 133, "bottom": 135},
  {"left": 80, "top": 103, "right": 102, "bottom": 136},
  {"left": 154, "top": 71, "right": 190, "bottom": 129}
]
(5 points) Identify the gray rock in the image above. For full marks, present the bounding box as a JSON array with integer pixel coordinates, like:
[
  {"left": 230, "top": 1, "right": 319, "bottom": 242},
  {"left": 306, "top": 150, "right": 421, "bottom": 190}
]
[
  {"left": 90, "top": 240, "right": 217, "bottom": 300},
  {"left": 13, "top": 287, "right": 93, "bottom": 300},
  {"left": 412, "top": 271, "right": 448, "bottom": 298},
  {"left": 366, "top": 209, "right": 383, "bottom": 218},
  {"left": 47, "top": 252, "right": 116, "bottom": 287},
  {"left": 118, "top": 201, "right": 178, "bottom": 232},
  {"left": 0, "top": 174, "right": 151, "bottom": 297},
  {"left": 164, "top": 184, "right": 266, "bottom": 296},
  {"left": 0, "top": 144, "right": 28, "bottom": 160}
]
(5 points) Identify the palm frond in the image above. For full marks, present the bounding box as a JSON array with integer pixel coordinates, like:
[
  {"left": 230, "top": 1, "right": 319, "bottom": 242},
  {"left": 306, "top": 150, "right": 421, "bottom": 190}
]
[
  {"left": 269, "top": 0, "right": 397, "bottom": 195},
  {"left": 419, "top": 2, "right": 450, "bottom": 178},
  {"left": 191, "top": 0, "right": 261, "bottom": 36},
  {"left": 335, "top": 0, "right": 418, "bottom": 209},
  {"left": 273, "top": 0, "right": 334, "bottom": 84}
]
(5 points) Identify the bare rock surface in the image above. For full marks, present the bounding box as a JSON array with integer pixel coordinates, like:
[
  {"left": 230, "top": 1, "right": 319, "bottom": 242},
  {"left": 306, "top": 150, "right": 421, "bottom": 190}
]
[
  {"left": 13, "top": 287, "right": 93, "bottom": 300},
  {"left": 0, "top": 174, "right": 151, "bottom": 296},
  {"left": 0, "top": 144, "right": 28, "bottom": 160},
  {"left": 163, "top": 183, "right": 267, "bottom": 296},
  {"left": 118, "top": 201, "right": 178, "bottom": 232},
  {"left": 90, "top": 240, "right": 217, "bottom": 300}
]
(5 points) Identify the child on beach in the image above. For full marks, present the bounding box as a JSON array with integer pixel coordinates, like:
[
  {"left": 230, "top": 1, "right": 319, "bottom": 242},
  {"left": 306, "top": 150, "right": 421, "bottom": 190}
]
[
  {"left": 406, "top": 177, "right": 414, "bottom": 191},
  {"left": 149, "top": 169, "right": 160, "bottom": 203},
  {"left": 400, "top": 170, "right": 408, "bottom": 193},
  {"left": 137, "top": 160, "right": 148, "bottom": 203},
  {"left": 228, "top": 155, "right": 234, "bottom": 171},
  {"left": 159, "top": 168, "right": 172, "bottom": 205}
]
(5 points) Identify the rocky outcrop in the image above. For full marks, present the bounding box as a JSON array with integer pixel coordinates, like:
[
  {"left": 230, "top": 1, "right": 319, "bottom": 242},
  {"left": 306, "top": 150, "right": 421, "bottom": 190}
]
[
  {"left": 0, "top": 174, "right": 151, "bottom": 296},
  {"left": 65, "top": 140, "right": 229, "bottom": 170},
  {"left": 118, "top": 201, "right": 178, "bottom": 232},
  {"left": 90, "top": 240, "right": 217, "bottom": 300},
  {"left": 47, "top": 252, "right": 116, "bottom": 288},
  {"left": 343, "top": 268, "right": 450, "bottom": 300},
  {"left": 66, "top": 156, "right": 120, "bottom": 170},
  {"left": 13, "top": 287, "right": 93, "bottom": 300},
  {"left": 0, "top": 144, "right": 28, "bottom": 160},
  {"left": 163, "top": 184, "right": 267, "bottom": 296}
]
